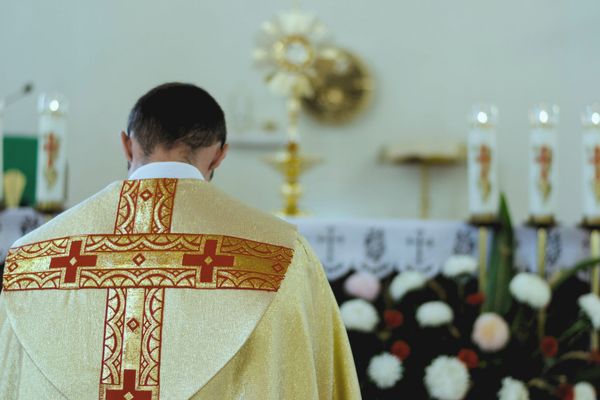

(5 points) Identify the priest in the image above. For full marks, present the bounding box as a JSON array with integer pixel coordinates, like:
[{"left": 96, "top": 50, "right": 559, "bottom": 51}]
[{"left": 0, "top": 83, "right": 360, "bottom": 399}]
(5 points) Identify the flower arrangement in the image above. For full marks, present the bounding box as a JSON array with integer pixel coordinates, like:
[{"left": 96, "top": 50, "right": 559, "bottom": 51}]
[{"left": 333, "top": 197, "right": 600, "bottom": 399}]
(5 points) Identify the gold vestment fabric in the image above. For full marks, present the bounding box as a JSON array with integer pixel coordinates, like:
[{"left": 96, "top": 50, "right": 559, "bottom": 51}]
[{"left": 0, "top": 179, "right": 360, "bottom": 399}]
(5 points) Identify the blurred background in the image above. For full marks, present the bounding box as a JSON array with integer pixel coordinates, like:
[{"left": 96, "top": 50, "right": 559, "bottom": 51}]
[{"left": 0, "top": 0, "right": 598, "bottom": 222}]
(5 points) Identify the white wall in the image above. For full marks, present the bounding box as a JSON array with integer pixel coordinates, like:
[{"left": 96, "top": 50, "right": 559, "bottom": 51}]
[{"left": 1, "top": 0, "right": 599, "bottom": 223}]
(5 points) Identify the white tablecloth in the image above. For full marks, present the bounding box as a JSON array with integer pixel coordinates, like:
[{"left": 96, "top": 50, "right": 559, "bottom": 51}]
[
  {"left": 292, "top": 218, "right": 591, "bottom": 280},
  {"left": 0, "top": 210, "right": 592, "bottom": 281}
]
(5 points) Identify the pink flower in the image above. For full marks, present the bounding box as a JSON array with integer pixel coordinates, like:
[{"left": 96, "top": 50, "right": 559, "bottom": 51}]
[
  {"left": 472, "top": 313, "right": 510, "bottom": 352},
  {"left": 344, "top": 272, "right": 381, "bottom": 301}
]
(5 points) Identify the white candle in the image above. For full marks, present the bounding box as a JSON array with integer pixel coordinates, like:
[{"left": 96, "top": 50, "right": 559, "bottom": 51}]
[
  {"left": 582, "top": 104, "right": 600, "bottom": 223},
  {"left": 528, "top": 104, "right": 559, "bottom": 221},
  {"left": 467, "top": 105, "right": 499, "bottom": 219},
  {"left": 36, "top": 93, "right": 68, "bottom": 210},
  {"left": 0, "top": 99, "right": 4, "bottom": 204}
]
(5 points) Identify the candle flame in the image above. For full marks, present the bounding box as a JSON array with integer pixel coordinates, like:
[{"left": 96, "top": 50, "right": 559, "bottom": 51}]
[
  {"left": 49, "top": 100, "right": 60, "bottom": 112},
  {"left": 476, "top": 112, "right": 488, "bottom": 124}
]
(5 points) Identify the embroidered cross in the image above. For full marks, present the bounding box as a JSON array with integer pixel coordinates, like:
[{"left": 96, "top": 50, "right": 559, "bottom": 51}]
[
  {"left": 590, "top": 146, "right": 600, "bottom": 180},
  {"left": 182, "top": 239, "right": 235, "bottom": 283},
  {"left": 536, "top": 146, "right": 553, "bottom": 180},
  {"left": 49, "top": 240, "right": 97, "bottom": 283},
  {"left": 476, "top": 144, "right": 491, "bottom": 174},
  {"left": 106, "top": 369, "right": 152, "bottom": 400},
  {"left": 317, "top": 227, "right": 344, "bottom": 263},
  {"left": 1, "top": 179, "right": 291, "bottom": 399},
  {"left": 44, "top": 133, "right": 60, "bottom": 169},
  {"left": 406, "top": 229, "right": 434, "bottom": 265}
]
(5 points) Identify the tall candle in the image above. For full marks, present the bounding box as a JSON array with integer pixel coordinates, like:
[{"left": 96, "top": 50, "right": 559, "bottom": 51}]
[
  {"left": 582, "top": 104, "right": 600, "bottom": 223},
  {"left": 529, "top": 104, "right": 559, "bottom": 222},
  {"left": 467, "top": 104, "right": 499, "bottom": 220},
  {"left": 0, "top": 99, "right": 4, "bottom": 204},
  {"left": 36, "top": 93, "right": 68, "bottom": 211}
]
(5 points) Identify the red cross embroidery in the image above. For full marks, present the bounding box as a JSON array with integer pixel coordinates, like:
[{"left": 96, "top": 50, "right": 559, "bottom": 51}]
[
  {"left": 536, "top": 146, "right": 553, "bottom": 179},
  {"left": 49, "top": 240, "right": 98, "bottom": 283},
  {"left": 476, "top": 144, "right": 491, "bottom": 178},
  {"left": 106, "top": 369, "right": 152, "bottom": 400},
  {"left": 182, "top": 239, "right": 235, "bottom": 283},
  {"left": 591, "top": 146, "right": 600, "bottom": 180},
  {"left": 44, "top": 133, "right": 60, "bottom": 169}
]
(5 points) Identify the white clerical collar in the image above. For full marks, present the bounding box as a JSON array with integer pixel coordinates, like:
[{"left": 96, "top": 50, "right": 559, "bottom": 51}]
[{"left": 128, "top": 162, "right": 205, "bottom": 180}]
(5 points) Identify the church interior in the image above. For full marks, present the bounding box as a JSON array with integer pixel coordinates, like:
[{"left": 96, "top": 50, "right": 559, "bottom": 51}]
[{"left": 2, "top": 1, "right": 600, "bottom": 398}]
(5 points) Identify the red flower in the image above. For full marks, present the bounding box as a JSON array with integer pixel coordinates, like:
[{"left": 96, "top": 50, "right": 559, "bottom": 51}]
[
  {"left": 466, "top": 292, "right": 485, "bottom": 306},
  {"left": 557, "top": 384, "right": 574, "bottom": 400},
  {"left": 457, "top": 348, "right": 479, "bottom": 369},
  {"left": 391, "top": 340, "right": 411, "bottom": 361},
  {"left": 384, "top": 310, "right": 404, "bottom": 329},
  {"left": 540, "top": 336, "right": 559, "bottom": 358}
]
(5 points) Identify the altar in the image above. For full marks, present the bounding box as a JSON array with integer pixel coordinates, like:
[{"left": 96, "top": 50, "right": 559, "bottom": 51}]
[
  {"left": 0, "top": 210, "right": 591, "bottom": 281},
  {"left": 4, "top": 1, "right": 600, "bottom": 396}
]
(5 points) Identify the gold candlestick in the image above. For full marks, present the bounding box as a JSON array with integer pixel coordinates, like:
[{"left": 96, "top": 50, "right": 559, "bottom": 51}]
[
  {"left": 468, "top": 216, "right": 498, "bottom": 296},
  {"left": 579, "top": 220, "right": 600, "bottom": 350},
  {"left": 590, "top": 230, "right": 600, "bottom": 350},
  {"left": 263, "top": 91, "right": 322, "bottom": 216},
  {"left": 478, "top": 227, "right": 489, "bottom": 293},
  {"left": 263, "top": 141, "right": 321, "bottom": 216},
  {"left": 536, "top": 228, "right": 548, "bottom": 279},
  {"left": 535, "top": 226, "right": 550, "bottom": 341},
  {"left": 420, "top": 164, "right": 430, "bottom": 219},
  {"left": 527, "top": 216, "right": 556, "bottom": 340}
]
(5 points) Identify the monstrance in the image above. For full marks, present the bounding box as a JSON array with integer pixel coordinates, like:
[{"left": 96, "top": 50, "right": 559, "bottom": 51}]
[
  {"left": 254, "top": 9, "right": 328, "bottom": 216},
  {"left": 301, "top": 47, "right": 373, "bottom": 125}
]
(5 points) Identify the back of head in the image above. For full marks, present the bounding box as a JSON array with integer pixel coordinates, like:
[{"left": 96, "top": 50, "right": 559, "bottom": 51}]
[{"left": 127, "top": 82, "right": 227, "bottom": 155}]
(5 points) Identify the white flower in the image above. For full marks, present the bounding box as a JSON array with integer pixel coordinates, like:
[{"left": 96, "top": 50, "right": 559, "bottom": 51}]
[
  {"left": 578, "top": 293, "right": 600, "bottom": 329},
  {"left": 339, "top": 299, "right": 379, "bottom": 332},
  {"left": 509, "top": 273, "right": 551, "bottom": 309},
  {"left": 442, "top": 255, "right": 478, "bottom": 278},
  {"left": 424, "top": 356, "right": 470, "bottom": 400},
  {"left": 416, "top": 301, "right": 454, "bottom": 327},
  {"left": 367, "top": 352, "right": 403, "bottom": 389},
  {"left": 574, "top": 382, "right": 596, "bottom": 400},
  {"left": 498, "top": 377, "right": 529, "bottom": 400},
  {"left": 390, "top": 271, "right": 427, "bottom": 301}
]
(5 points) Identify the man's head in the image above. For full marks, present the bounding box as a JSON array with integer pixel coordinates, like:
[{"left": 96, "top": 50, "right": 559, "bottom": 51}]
[{"left": 121, "top": 82, "right": 228, "bottom": 180}]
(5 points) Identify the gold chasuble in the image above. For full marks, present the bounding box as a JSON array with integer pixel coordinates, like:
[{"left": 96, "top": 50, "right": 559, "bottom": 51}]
[{"left": 0, "top": 178, "right": 360, "bottom": 399}]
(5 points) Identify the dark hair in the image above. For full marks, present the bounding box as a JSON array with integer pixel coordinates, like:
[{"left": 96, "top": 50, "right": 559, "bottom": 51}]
[{"left": 127, "top": 82, "right": 226, "bottom": 155}]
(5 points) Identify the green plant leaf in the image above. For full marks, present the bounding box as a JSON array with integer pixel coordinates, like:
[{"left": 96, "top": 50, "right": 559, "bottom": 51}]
[
  {"left": 558, "top": 318, "right": 589, "bottom": 342},
  {"left": 483, "top": 194, "right": 516, "bottom": 315},
  {"left": 550, "top": 257, "right": 600, "bottom": 291}
]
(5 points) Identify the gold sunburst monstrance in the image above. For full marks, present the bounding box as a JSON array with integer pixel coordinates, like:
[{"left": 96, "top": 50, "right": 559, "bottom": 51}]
[{"left": 254, "top": 9, "right": 328, "bottom": 215}]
